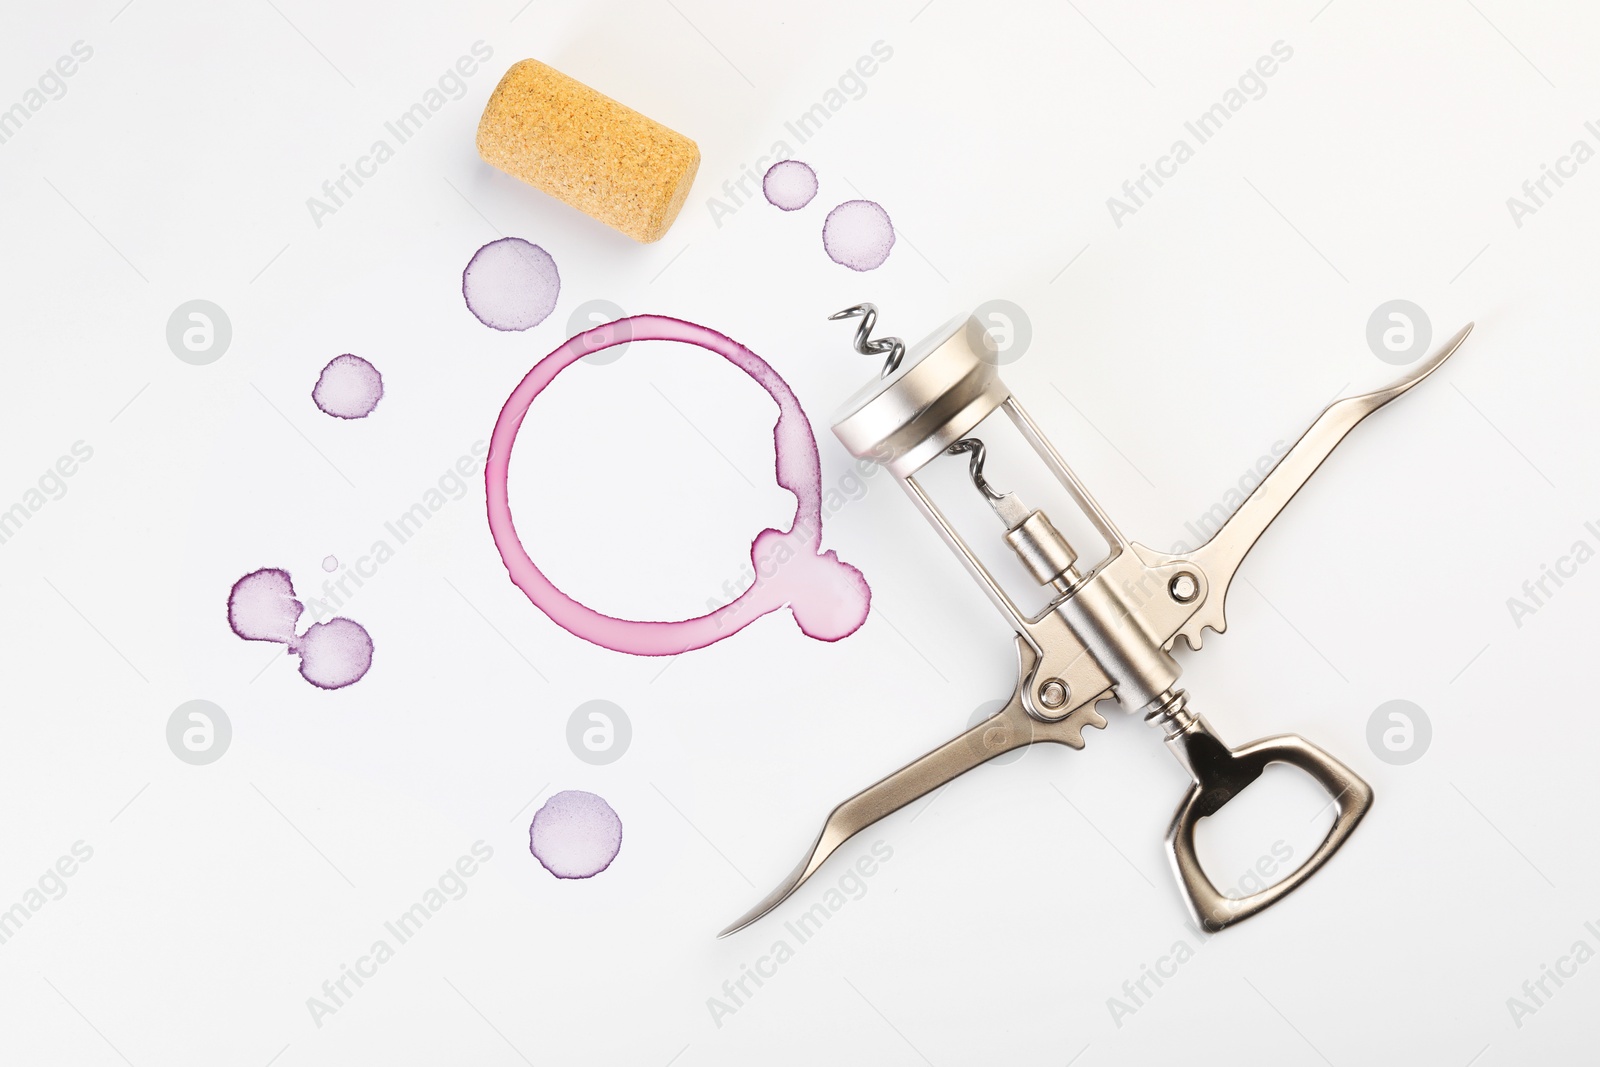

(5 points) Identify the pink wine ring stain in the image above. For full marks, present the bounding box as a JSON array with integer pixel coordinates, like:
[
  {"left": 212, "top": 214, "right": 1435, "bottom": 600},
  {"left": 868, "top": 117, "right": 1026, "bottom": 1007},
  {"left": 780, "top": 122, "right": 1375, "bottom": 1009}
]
[
  {"left": 227, "top": 568, "right": 374, "bottom": 689},
  {"left": 486, "top": 314, "right": 870, "bottom": 656}
]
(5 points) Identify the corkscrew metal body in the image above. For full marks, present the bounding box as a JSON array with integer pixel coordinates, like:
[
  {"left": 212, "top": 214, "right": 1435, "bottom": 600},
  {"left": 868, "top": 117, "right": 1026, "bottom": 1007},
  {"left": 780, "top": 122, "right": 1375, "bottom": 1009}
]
[{"left": 721, "top": 307, "right": 1473, "bottom": 937}]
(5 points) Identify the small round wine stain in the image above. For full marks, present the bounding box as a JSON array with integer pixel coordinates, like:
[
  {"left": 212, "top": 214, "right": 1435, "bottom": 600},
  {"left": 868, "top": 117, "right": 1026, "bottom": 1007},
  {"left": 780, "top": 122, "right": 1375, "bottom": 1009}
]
[
  {"left": 295, "top": 618, "right": 375, "bottom": 690},
  {"left": 322, "top": 555, "right": 339, "bottom": 572},
  {"left": 822, "top": 200, "right": 895, "bottom": 271},
  {"left": 530, "top": 790, "right": 622, "bottom": 879},
  {"left": 463, "top": 237, "right": 560, "bottom": 331},
  {"left": 313, "top": 354, "right": 384, "bottom": 419},
  {"left": 763, "top": 160, "right": 818, "bottom": 211}
]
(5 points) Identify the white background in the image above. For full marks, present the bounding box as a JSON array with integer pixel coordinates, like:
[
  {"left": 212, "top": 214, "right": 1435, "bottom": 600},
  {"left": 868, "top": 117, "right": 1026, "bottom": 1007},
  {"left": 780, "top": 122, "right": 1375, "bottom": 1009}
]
[{"left": 2, "top": 0, "right": 1597, "bottom": 1064}]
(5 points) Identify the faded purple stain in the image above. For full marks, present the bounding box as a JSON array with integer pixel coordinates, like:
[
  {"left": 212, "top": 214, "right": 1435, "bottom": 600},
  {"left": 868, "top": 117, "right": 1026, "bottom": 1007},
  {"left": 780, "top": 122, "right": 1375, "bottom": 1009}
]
[
  {"left": 228, "top": 568, "right": 373, "bottom": 689},
  {"left": 227, "top": 567, "right": 301, "bottom": 643},
  {"left": 463, "top": 237, "right": 560, "bottom": 332},
  {"left": 822, "top": 200, "right": 895, "bottom": 271},
  {"left": 322, "top": 555, "right": 339, "bottom": 572},
  {"left": 313, "top": 354, "right": 384, "bottom": 419},
  {"left": 295, "top": 618, "right": 374, "bottom": 690},
  {"left": 530, "top": 790, "right": 622, "bottom": 879},
  {"left": 763, "top": 160, "right": 818, "bottom": 211}
]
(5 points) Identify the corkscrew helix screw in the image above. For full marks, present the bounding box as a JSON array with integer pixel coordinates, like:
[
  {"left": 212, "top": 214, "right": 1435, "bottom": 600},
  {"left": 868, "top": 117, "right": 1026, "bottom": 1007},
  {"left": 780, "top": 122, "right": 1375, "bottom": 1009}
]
[
  {"left": 828, "top": 303, "right": 905, "bottom": 377},
  {"left": 944, "top": 438, "right": 1007, "bottom": 502}
]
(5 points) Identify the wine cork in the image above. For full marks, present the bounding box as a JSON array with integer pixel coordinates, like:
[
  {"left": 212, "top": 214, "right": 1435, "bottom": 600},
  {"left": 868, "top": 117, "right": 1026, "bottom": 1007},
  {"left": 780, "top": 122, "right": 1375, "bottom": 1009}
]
[{"left": 476, "top": 58, "right": 700, "bottom": 244}]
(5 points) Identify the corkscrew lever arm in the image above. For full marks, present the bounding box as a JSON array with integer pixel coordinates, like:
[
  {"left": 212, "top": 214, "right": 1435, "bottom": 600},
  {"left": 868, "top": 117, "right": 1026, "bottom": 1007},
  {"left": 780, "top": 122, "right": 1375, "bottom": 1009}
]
[
  {"left": 1175, "top": 322, "right": 1473, "bottom": 649},
  {"left": 717, "top": 641, "right": 1107, "bottom": 938}
]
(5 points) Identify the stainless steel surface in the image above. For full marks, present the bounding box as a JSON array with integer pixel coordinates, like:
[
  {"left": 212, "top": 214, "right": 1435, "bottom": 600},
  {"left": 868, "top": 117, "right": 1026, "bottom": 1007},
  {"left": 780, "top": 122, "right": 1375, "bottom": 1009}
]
[
  {"left": 1002, "top": 395, "right": 1128, "bottom": 550},
  {"left": 831, "top": 316, "right": 1010, "bottom": 478},
  {"left": 1003, "top": 510, "right": 1080, "bottom": 586},
  {"left": 896, "top": 471, "right": 1116, "bottom": 724},
  {"left": 1147, "top": 689, "right": 1373, "bottom": 932},
  {"left": 726, "top": 308, "right": 1472, "bottom": 937},
  {"left": 718, "top": 640, "right": 1107, "bottom": 938},
  {"left": 1051, "top": 551, "right": 1188, "bottom": 710},
  {"left": 1175, "top": 322, "right": 1474, "bottom": 650}
]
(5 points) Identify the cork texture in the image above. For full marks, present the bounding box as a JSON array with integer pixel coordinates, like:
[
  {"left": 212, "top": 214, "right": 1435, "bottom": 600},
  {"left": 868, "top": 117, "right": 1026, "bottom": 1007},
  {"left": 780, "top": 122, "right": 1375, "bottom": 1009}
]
[{"left": 476, "top": 58, "right": 700, "bottom": 244}]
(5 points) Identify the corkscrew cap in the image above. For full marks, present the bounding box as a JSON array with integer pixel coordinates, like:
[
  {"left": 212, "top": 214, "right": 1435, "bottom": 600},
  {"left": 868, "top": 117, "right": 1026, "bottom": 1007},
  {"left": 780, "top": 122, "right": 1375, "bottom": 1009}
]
[{"left": 830, "top": 310, "right": 1009, "bottom": 478}]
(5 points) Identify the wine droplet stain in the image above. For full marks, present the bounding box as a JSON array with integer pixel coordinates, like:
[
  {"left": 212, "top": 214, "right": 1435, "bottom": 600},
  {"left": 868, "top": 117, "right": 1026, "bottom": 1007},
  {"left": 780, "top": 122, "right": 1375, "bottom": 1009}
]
[
  {"left": 313, "top": 354, "right": 383, "bottom": 419},
  {"left": 295, "top": 618, "right": 375, "bottom": 690},
  {"left": 763, "top": 160, "right": 818, "bottom": 211},
  {"left": 322, "top": 555, "right": 338, "bottom": 572},
  {"left": 463, "top": 237, "right": 560, "bottom": 332},
  {"left": 486, "top": 314, "right": 870, "bottom": 656},
  {"left": 530, "top": 790, "right": 622, "bottom": 879},
  {"left": 227, "top": 568, "right": 373, "bottom": 689},
  {"left": 227, "top": 567, "right": 301, "bottom": 644},
  {"left": 822, "top": 199, "right": 895, "bottom": 271}
]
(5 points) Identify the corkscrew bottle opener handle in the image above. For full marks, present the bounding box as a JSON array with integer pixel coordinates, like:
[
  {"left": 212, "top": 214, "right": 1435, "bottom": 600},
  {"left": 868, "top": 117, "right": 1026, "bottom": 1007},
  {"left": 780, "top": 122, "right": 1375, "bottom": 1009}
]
[
  {"left": 1150, "top": 692, "right": 1373, "bottom": 932},
  {"left": 722, "top": 311, "right": 1473, "bottom": 937}
]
